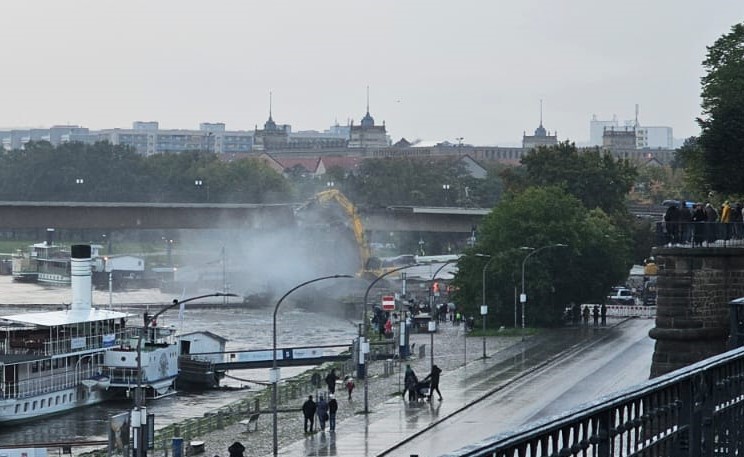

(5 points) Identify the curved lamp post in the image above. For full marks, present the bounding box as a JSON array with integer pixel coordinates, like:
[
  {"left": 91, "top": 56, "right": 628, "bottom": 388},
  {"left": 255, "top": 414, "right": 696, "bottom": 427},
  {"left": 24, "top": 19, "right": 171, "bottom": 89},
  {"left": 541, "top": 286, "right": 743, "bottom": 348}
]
[
  {"left": 134, "top": 292, "right": 236, "bottom": 457},
  {"left": 520, "top": 244, "right": 567, "bottom": 339},
  {"left": 475, "top": 253, "right": 496, "bottom": 359},
  {"left": 362, "top": 263, "right": 426, "bottom": 414},
  {"left": 427, "top": 259, "right": 459, "bottom": 369},
  {"left": 272, "top": 274, "right": 353, "bottom": 456}
]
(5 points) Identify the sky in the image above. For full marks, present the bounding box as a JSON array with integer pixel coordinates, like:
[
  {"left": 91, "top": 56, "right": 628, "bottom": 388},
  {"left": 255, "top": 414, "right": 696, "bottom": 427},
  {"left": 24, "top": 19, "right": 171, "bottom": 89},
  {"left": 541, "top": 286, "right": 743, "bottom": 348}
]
[{"left": 1, "top": 1, "right": 742, "bottom": 146}]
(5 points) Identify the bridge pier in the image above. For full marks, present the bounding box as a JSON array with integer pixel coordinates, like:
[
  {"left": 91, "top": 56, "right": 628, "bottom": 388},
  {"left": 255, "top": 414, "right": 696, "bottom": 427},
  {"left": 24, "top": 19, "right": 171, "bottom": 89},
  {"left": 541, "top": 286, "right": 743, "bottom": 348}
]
[{"left": 649, "top": 246, "right": 744, "bottom": 377}]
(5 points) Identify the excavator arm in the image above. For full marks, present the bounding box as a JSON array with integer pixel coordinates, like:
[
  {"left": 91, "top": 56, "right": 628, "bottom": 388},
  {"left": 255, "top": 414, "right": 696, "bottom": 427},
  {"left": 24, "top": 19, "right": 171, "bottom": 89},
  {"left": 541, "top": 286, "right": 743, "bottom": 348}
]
[{"left": 295, "top": 189, "right": 381, "bottom": 278}]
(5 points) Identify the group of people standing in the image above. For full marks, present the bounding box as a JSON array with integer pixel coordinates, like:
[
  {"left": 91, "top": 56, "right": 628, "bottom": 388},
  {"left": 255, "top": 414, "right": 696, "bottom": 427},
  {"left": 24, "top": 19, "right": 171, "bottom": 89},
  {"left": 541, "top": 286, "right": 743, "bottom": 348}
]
[
  {"left": 302, "top": 369, "right": 354, "bottom": 434},
  {"left": 663, "top": 200, "right": 744, "bottom": 246}
]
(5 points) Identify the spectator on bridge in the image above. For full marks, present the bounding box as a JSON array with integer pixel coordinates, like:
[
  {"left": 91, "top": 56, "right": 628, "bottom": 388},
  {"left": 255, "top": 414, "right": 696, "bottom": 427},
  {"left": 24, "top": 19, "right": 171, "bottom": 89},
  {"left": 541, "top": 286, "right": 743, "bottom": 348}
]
[
  {"left": 692, "top": 203, "right": 707, "bottom": 247},
  {"left": 679, "top": 201, "right": 693, "bottom": 244},
  {"left": 325, "top": 369, "right": 337, "bottom": 395},
  {"left": 733, "top": 202, "right": 743, "bottom": 239},
  {"left": 302, "top": 395, "right": 316, "bottom": 433},
  {"left": 663, "top": 203, "right": 680, "bottom": 245},
  {"left": 593, "top": 305, "right": 600, "bottom": 326},
  {"left": 601, "top": 303, "right": 607, "bottom": 326},
  {"left": 721, "top": 201, "right": 733, "bottom": 240},
  {"left": 705, "top": 203, "right": 719, "bottom": 244}
]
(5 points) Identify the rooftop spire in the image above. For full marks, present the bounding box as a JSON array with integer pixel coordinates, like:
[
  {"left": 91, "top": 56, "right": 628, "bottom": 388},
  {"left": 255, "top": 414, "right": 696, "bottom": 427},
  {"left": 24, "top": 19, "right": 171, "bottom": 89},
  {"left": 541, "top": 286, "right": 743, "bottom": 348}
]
[
  {"left": 366, "top": 85, "right": 370, "bottom": 114},
  {"left": 269, "top": 91, "right": 273, "bottom": 121},
  {"left": 539, "top": 99, "right": 543, "bottom": 127}
]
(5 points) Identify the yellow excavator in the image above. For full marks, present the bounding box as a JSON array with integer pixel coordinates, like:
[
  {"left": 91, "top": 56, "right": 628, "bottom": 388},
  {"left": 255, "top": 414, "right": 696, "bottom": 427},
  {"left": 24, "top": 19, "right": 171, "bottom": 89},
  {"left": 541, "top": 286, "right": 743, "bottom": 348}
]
[{"left": 295, "top": 189, "right": 390, "bottom": 279}]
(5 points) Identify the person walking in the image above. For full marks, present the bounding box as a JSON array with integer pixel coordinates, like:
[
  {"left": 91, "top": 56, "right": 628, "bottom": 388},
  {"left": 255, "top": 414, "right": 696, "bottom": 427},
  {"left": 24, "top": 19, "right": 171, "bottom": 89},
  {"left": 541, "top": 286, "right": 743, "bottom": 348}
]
[
  {"left": 316, "top": 395, "right": 329, "bottom": 432},
  {"left": 302, "top": 395, "right": 316, "bottom": 433},
  {"left": 424, "top": 364, "right": 443, "bottom": 401},
  {"left": 403, "top": 364, "right": 418, "bottom": 401},
  {"left": 328, "top": 394, "right": 338, "bottom": 431},
  {"left": 345, "top": 376, "right": 355, "bottom": 400},
  {"left": 582, "top": 306, "right": 590, "bottom": 325},
  {"left": 325, "top": 369, "right": 337, "bottom": 395}
]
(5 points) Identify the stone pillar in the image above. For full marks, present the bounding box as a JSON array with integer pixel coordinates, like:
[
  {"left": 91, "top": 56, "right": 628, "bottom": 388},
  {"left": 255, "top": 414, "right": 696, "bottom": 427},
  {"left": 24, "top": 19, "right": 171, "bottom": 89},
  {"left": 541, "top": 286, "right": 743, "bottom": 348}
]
[{"left": 649, "top": 247, "right": 744, "bottom": 377}]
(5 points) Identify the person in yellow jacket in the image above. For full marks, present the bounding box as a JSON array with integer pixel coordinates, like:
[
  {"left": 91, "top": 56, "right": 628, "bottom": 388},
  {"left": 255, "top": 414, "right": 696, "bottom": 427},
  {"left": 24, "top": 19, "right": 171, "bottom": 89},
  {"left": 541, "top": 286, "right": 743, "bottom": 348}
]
[{"left": 721, "top": 201, "right": 732, "bottom": 223}]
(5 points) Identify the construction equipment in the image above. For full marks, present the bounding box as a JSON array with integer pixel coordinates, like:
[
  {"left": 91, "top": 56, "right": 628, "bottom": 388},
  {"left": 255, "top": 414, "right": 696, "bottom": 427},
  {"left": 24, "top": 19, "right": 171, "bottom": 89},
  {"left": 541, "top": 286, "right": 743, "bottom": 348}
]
[{"left": 295, "top": 189, "right": 389, "bottom": 279}]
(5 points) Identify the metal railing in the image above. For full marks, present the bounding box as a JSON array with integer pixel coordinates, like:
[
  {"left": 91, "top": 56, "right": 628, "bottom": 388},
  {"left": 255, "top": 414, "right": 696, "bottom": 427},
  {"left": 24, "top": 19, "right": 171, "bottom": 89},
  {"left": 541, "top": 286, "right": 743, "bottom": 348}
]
[
  {"left": 443, "top": 345, "right": 744, "bottom": 456},
  {"left": 655, "top": 221, "right": 744, "bottom": 248}
]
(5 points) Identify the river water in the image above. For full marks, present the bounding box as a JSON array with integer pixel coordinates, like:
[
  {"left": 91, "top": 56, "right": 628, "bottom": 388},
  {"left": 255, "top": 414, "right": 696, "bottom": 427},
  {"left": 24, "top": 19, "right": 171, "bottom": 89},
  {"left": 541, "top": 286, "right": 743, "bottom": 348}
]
[{"left": 0, "top": 276, "right": 359, "bottom": 446}]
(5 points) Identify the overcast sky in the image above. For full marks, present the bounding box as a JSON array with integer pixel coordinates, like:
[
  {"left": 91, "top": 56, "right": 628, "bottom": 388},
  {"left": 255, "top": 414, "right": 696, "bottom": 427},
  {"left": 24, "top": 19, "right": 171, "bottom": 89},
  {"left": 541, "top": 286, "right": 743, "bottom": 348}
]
[{"left": 1, "top": 1, "right": 742, "bottom": 146}]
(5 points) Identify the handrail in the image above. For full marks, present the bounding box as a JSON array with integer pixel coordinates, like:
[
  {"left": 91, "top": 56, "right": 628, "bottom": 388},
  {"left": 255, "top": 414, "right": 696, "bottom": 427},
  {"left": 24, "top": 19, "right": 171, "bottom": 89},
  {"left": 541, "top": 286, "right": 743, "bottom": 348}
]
[{"left": 442, "top": 344, "right": 744, "bottom": 456}]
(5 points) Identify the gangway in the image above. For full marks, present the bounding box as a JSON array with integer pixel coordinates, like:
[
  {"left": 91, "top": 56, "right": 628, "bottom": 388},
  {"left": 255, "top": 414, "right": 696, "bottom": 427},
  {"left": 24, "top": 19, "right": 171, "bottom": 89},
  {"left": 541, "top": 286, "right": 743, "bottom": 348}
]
[{"left": 187, "top": 343, "right": 352, "bottom": 371}]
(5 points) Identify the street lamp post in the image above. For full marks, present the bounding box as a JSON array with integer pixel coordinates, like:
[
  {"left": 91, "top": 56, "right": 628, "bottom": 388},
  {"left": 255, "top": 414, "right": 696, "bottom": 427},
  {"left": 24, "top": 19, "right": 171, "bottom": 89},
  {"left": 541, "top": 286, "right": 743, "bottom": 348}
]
[
  {"left": 134, "top": 292, "right": 236, "bottom": 457},
  {"left": 442, "top": 184, "right": 451, "bottom": 205},
  {"left": 520, "top": 244, "right": 567, "bottom": 339},
  {"left": 476, "top": 254, "right": 495, "bottom": 359},
  {"left": 272, "top": 275, "right": 352, "bottom": 456}
]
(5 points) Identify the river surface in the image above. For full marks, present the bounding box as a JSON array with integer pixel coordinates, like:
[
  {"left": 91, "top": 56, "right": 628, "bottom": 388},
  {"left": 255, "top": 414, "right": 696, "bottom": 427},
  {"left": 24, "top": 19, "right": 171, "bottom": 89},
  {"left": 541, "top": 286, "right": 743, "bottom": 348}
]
[{"left": 0, "top": 276, "right": 359, "bottom": 446}]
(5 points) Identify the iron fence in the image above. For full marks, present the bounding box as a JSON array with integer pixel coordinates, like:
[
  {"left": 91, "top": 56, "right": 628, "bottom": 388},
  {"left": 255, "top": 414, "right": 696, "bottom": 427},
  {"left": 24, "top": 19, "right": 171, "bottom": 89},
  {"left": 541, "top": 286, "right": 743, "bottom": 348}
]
[{"left": 442, "top": 345, "right": 744, "bottom": 457}]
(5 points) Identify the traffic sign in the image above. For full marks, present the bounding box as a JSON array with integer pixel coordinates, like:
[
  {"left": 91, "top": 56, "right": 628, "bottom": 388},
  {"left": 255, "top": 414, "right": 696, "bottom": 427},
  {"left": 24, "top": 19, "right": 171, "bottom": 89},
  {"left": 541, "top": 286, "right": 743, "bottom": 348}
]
[{"left": 382, "top": 295, "right": 396, "bottom": 311}]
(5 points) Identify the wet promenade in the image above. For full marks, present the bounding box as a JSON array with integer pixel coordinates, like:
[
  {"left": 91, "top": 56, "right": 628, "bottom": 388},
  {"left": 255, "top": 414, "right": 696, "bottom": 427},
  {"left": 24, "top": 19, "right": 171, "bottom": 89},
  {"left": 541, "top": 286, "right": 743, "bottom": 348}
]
[{"left": 274, "top": 318, "right": 653, "bottom": 457}]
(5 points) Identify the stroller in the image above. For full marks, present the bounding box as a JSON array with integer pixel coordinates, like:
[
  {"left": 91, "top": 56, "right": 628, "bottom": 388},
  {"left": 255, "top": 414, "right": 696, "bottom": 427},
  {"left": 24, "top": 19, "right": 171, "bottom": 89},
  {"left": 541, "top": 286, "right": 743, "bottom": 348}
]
[{"left": 414, "top": 379, "right": 431, "bottom": 401}]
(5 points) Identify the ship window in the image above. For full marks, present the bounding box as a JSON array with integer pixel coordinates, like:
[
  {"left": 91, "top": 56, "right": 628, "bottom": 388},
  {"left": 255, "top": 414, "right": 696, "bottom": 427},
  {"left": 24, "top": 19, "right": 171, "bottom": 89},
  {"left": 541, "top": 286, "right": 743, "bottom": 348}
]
[
  {"left": 56, "top": 396, "right": 60, "bottom": 405},
  {"left": 33, "top": 400, "right": 37, "bottom": 410},
  {"left": 23, "top": 403, "right": 28, "bottom": 412},
  {"left": 41, "top": 399, "right": 45, "bottom": 408},
  {"left": 49, "top": 397, "right": 52, "bottom": 406},
  {"left": 32, "top": 362, "right": 39, "bottom": 373}
]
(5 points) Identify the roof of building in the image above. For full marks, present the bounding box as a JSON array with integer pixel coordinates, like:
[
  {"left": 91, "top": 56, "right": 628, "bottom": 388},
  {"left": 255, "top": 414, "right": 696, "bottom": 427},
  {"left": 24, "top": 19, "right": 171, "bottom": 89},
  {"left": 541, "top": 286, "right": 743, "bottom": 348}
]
[{"left": 0, "top": 308, "right": 130, "bottom": 326}]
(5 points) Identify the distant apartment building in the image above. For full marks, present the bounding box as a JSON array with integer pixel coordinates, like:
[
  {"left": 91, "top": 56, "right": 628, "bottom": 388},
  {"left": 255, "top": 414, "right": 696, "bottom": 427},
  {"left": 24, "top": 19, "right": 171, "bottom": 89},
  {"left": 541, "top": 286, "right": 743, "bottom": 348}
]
[
  {"left": 0, "top": 125, "right": 90, "bottom": 150},
  {"left": 590, "top": 114, "right": 673, "bottom": 149},
  {"left": 93, "top": 122, "right": 254, "bottom": 156}
]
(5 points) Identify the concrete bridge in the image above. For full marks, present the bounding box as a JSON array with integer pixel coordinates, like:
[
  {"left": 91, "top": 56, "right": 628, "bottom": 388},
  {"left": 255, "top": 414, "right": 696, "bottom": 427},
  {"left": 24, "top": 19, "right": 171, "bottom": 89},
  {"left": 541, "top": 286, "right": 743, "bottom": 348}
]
[{"left": 0, "top": 201, "right": 488, "bottom": 234}]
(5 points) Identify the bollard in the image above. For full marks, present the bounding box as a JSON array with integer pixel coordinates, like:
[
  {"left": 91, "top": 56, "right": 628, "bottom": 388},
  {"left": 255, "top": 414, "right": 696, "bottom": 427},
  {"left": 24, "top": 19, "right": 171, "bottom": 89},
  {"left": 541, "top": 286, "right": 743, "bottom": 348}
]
[
  {"left": 419, "top": 344, "right": 426, "bottom": 359},
  {"left": 172, "top": 437, "right": 184, "bottom": 457}
]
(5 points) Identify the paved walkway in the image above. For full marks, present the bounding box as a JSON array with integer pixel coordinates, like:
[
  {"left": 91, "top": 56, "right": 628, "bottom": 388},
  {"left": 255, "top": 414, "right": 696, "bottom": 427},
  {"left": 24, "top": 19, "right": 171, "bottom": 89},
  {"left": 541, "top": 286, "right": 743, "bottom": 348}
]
[{"left": 271, "top": 318, "right": 636, "bottom": 457}]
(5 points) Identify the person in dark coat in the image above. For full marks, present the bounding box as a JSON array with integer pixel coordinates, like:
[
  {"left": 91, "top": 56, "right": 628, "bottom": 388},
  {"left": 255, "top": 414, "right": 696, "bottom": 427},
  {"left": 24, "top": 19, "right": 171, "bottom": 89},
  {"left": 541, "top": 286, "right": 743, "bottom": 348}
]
[
  {"left": 592, "top": 304, "right": 600, "bottom": 326},
  {"left": 316, "top": 395, "right": 329, "bottom": 431},
  {"left": 227, "top": 442, "right": 245, "bottom": 457},
  {"left": 600, "top": 303, "right": 607, "bottom": 326},
  {"left": 664, "top": 204, "right": 680, "bottom": 245},
  {"left": 423, "top": 364, "right": 443, "bottom": 401},
  {"left": 302, "top": 395, "right": 316, "bottom": 433},
  {"left": 691, "top": 203, "right": 707, "bottom": 247},
  {"left": 325, "top": 369, "right": 337, "bottom": 394},
  {"left": 403, "top": 364, "right": 418, "bottom": 401},
  {"left": 582, "top": 306, "right": 590, "bottom": 325},
  {"left": 328, "top": 394, "right": 338, "bottom": 431}
]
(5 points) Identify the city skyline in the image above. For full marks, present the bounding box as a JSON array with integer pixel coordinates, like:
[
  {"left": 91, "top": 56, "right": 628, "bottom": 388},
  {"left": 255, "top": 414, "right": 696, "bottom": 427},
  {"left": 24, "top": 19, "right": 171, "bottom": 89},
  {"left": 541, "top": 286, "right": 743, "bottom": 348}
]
[{"left": 2, "top": 1, "right": 742, "bottom": 146}]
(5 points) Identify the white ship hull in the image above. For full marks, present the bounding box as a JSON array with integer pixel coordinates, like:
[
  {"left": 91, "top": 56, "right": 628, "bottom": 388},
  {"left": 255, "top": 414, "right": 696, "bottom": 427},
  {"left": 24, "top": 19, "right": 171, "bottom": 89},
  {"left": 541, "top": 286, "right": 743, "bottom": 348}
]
[{"left": 0, "top": 384, "right": 111, "bottom": 424}]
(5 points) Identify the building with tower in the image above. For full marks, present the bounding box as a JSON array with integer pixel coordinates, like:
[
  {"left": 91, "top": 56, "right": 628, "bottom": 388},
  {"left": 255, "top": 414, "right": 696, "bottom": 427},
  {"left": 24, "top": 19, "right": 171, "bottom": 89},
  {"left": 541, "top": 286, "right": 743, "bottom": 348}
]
[
  {"left": 348, "top": 88, "right": 390, "bottom": 149},
  {"left": 522, "top": 101, "right": 558, "bottom": 151}
]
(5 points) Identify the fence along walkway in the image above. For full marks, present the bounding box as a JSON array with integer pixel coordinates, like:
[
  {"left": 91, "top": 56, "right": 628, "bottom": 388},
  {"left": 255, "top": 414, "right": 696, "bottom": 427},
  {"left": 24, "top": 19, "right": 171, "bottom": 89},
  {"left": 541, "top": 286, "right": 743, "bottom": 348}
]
[{"left": 442, "top": 343, "right": 744, "bottom": 457}]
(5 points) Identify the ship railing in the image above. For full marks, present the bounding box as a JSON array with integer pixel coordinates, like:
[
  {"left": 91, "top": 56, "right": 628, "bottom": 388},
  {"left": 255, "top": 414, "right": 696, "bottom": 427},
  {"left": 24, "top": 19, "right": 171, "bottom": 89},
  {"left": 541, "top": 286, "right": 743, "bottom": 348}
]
[{"left": 2, "top": 365, "right": 100, "bottom": 400}]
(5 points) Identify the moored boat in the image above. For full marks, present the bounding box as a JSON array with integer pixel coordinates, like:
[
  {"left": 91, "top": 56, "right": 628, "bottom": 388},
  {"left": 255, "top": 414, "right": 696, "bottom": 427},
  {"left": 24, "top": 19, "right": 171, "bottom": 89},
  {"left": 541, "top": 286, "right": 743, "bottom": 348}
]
[{"left": 0, "top": 244, "right": 179, "bottom": 424}]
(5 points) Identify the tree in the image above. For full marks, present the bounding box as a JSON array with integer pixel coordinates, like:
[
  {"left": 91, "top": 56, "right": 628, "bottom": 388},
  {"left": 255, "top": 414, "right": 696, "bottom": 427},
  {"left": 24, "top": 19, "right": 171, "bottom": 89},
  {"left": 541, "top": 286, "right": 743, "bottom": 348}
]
[
  {"left": 697, "top": 22, "right": 744, "bottom": 195},
  {"left": 452, "top": 186, "right": 633, "bottom": 327},
  {"left": 513, "top": 142, "right": 637, "bottom": 215}
]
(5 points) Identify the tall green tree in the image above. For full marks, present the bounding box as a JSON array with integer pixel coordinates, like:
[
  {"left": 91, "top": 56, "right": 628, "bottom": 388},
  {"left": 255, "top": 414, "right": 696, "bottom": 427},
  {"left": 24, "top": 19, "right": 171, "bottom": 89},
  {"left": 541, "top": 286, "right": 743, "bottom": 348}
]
[
  {"left": 453, "top": 186, "right": 633, "bottom": 327},
  {"left": 697, "top": 22, "right": 744, "bottom": 195},
  {"left": 510, "top": 142, "right": 637, "bottom": 215}
]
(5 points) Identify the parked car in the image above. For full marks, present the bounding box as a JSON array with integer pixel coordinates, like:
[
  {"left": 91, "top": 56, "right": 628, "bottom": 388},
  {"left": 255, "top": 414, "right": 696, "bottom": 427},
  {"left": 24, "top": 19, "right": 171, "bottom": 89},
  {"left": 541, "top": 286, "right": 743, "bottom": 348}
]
[{"left": 608, "top": 287, "right": 636, "bottom": 306}]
